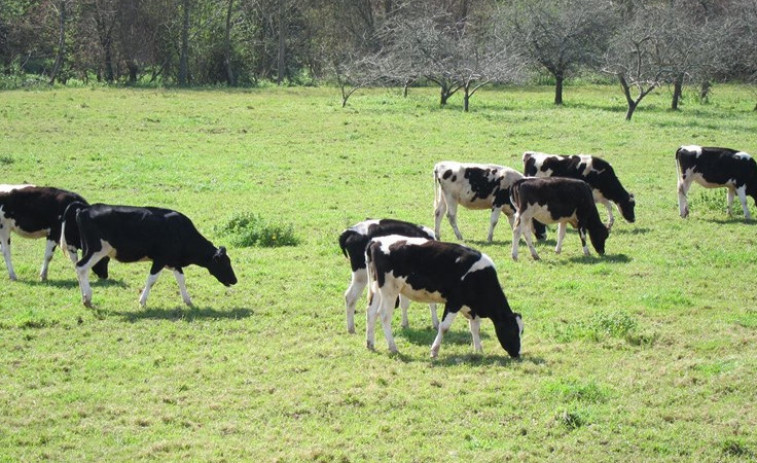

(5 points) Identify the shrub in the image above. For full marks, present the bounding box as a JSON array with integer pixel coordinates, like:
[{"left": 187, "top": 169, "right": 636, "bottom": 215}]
[{"left": 216, "top": 212, "right": 299, "bottom": 248}]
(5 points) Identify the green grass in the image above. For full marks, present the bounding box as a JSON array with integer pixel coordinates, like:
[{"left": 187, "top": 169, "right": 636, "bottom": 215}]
[{"left": 0, "top": 84, "right": 756, "bottom": 462}]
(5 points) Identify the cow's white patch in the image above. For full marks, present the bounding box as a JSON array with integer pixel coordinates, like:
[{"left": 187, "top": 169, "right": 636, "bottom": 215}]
[
  {"left": 680, "top": 145, "right": 703, "bottom": 156},
  {"left": 735, "top": 151, "right": 751, "bottom": 160},
  {"left": 460, "top": 253, "right": 494, "bottom": 280},
  {"left": 351, "top": 219, "right": 380, "bottom": 235},
  {"left": 377, "top": 235, "right": 428, "bottom": 254}
]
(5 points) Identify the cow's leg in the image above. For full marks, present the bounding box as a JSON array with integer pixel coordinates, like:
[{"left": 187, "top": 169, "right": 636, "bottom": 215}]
[
  {"left": 601, "top": 199, "right": 615, "bottom": 231},
  {"left": 377, "top": 289, "right": 399, "bottom": 353},
  {"left": 578, "top": 227, "right": 590, "bottom": 256},
  {"left": 429, "top": 303, "right": 439, "bottom": 330},
  {"left": 736, "top": 185, "right": 752, "bottom": 220},
  {"left": 172, "top": 268, "right": 193, "bottom": 307},
  {"left": 555, "top": 222, "right": 567, "bottom": 254},
  {"left": 75, "top": 245, "right": 112, "bottom": 307},
  {"left": 139, "top": 262, "right": 165, "bottom": 308},
  {"left": 434, "top": 195, "right": 447, "bottom": 240},
  {"left": 443, "top": 193, "right": 464, "bottom": 240},
  {"left": 399, "top": 294, "right": 411, "bottom": 329},
  {"left": 365, "top": 282, "right": 380, "bottom": 350},
  {"left": 678, "top": 175, "right": 692, "bottom": 218},
  {"left": 522, "top": 220, "right": 540, "bottom": 260},
  {"left": 39, "top": 238, "right": 57, "bottom": 281},
  {"left": 0, "top": 229, "right": 15, "bottom": 281},
  {"left": 344, "top": 268, "right": 367, "bottom": 334},
  {"left": 469, "top": 316, "right": 483, "bottom": 354},
  {"left": 511, "top": 215, "right": 522, "bottom": 261},
  {"left": 431, "top": 306, "right": 459, "bottom": 358},
  {"left": 727, "top": 187, "right": 735, "bottom": 216},
  {"left": 487, "top": 208, "right": 501, "bottom": 242}
]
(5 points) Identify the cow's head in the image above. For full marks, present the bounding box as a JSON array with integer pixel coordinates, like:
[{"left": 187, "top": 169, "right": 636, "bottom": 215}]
[
  {"left": 620, "top": 194, "right": 636, "bottom": 223},
  {"left": 208, "top": 246, "right": 237, "bottom": 286},
  {"left": 588, "top": 224, "right": 609, "bottom": 255},
  {"left": 494, "top": 312, "right": 523, "bottom": 358}
]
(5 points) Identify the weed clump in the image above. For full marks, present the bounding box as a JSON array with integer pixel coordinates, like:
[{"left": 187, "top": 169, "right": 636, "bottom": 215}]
[{"left": 216, "top": 212, "right": 299, "bottom": 248}]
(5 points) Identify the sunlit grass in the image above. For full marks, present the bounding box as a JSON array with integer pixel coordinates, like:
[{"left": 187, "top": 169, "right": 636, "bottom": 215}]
[{"left": 0, "top": 84, "right": 755, "bottom": 462}]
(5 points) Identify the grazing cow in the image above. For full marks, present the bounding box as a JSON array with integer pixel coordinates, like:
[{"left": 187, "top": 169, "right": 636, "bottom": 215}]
[
  {"left": 522, "top": 151, "right": 635, "bottom": 231},
  {"left": 338, "top": 219, "right": 439, "bottom": 334},
  {"left": 0, "top": 185, "right": 109, "bottom": 281},
  {"left": 61, "top": 203, "right": 237, "bottom": 307},
  {"left": 365, "top": 235, "right": 523, "bottom": 358},
  {"left": 510, "top": 177, "right": 608, "bottom": 261},
  {"left": 675, "top": 145, "right": 757, "bottom": 219},
  {"left": 433, "top": 161, "right": 547, "bottom": 242}
]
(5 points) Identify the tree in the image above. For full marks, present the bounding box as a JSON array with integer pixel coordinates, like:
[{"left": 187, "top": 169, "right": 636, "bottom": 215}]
[
  {"left": 505, "top": 0, "right": 615, "bottom": 105},
  {"left": 651, "top": 0, "right": 723, "bottom": 111},
  {"left": 602, "top": 4, "right": 670, "bottom": 120}
]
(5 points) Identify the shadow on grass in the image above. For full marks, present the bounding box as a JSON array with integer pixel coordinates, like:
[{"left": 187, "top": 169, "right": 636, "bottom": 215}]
[
  {"left": 109, "top": 306, "right": 254, "bottom": 322},
  {"left": 398, "top": 326, "right": 489, "bottom": 347},
  {"left": 542, "top": 253, "right": 631, "bottom": 265},
  {"left": 23, "top": 277, "right": 128, "bottom": 289},
  {"left": 611, "top": 227, "right": 652, "bottom": 235},
  {"left": 432, "top": 353, "right": 547, "bottom": 368},
  {"left": 704, "top": 218, "right": 757, "bottom": 226}
]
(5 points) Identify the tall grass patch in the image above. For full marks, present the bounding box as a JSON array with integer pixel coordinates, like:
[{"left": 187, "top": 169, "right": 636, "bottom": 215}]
[{"left": 215, "top": 212, "right": 299, "bottom": 247}]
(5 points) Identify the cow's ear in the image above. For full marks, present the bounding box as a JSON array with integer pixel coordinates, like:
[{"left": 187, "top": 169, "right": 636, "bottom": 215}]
[{"left": 219, "top": 246, "right": 227, "bottom": 255}]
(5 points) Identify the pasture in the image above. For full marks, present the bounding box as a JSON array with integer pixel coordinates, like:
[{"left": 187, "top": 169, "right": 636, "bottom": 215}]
[{"left": 1, "top": 84, "right": 756, "bottom": 462}]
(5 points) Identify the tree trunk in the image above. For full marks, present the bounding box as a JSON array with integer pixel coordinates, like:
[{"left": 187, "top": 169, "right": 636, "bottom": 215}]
[
  {"left": 224, "top": 0, "right": 235, "bottom": 86},
  {"left": 127, "top": 61, "right": 138, "bottom": 84},
  {"left": 671, "top": 73, "right": 684, "bottom": 110},
  {"left": 625, "top": 101, "right": 637, "bottom": 121},
  {"left": 276, "top": 1, "right": 286, "bottom": 85},
  {"left": 554, "top": 72, "right": 564, "bottom": 105},
  {"left": 103, "top": 40, "right": 114, "bottom": 82},
  {"left": 178, "top": 0, "right": 190, "bottom": 86},
  {"left": 49, "top": 0, "right": 66, "bottom": 85}
]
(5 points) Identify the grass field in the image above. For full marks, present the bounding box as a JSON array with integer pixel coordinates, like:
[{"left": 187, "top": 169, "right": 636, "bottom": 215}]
[{"left": 1, "top": 84, "right": 756, "bottom": 462}]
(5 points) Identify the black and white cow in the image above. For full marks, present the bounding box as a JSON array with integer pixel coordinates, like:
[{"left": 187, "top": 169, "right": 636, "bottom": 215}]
[
  {"left": 510, "top": 177, "right": 608, "bottom": 261},
  {"left": 338, "top": 219, "right": 439, "bottom": 334},
  {"left": 365, "top": 235, "right": 523, "bottom": 358},
  {"left": 61, "top": 203, "right": 237, "bottom": 307},
  {"left": 434, "top": 161, "right": 538, "bottom": 242},
  {"left": 676, "top": 145, "right": 757, "bottom": 219},
  {"left": 0, "top": 185, "right": 109, "bottom": 281},
  {"left": 522, "top": 151, "right": 635, "bottom": 231}
]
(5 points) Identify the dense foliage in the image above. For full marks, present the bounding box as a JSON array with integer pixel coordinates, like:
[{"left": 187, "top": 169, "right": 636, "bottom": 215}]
[{"left": 1, "top": 0, "right": 755, "bottom": 94}]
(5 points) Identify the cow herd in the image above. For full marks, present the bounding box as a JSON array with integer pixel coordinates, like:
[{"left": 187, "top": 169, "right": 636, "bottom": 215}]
[
  {"left": 0, "top": 185, "right": 236, "bottom": 308},
  {"left": 1, "top": 144, "right": 753, "bottom": 359},
  {"left": 340, "top": 144, "right": 754, "bottom": 358}
]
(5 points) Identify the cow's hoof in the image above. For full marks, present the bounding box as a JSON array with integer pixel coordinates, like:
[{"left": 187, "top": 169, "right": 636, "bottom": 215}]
[{"left": 83, "top": 300, "right": 93, "bottom": 308}]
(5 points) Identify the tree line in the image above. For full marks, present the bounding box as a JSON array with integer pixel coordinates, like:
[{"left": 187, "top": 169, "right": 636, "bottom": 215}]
[{"left": 1, "top": 0, "right": 755, "bottom": 118}]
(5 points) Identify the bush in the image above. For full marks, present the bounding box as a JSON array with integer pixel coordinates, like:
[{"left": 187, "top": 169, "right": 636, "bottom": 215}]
[{"left": 216, "top": 212, "right": 299, "bottom": 248}]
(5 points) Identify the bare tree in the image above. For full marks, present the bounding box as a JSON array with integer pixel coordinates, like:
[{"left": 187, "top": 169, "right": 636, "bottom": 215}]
[
  {"left": 723, "top": 0, "right": 757, "bottom": 110},
  {"left": 652, "top": 0, "right": 723, "bottom": 110},
  {"left": 602, "top": 4, "right": 670, "bottom": 120},
  {"left": 504, "top": 0, "right": 615, "bottom": 105}
]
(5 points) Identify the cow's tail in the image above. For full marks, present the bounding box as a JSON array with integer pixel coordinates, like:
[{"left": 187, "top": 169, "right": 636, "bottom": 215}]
[
  {"left": 338, "top": 229, "right": 353, "bottom": 258},
  {"left": 364, "top": 242, "right": 378, "bottom": 306},
  {"left": 674, "top": 146, "right": 684, "bottom": 181},
  {"left": 60, "top": 201, "right": 87, "bottom": 260},
  {"left": 433, "top": 165, "right": 442, "bottom": 215}
]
